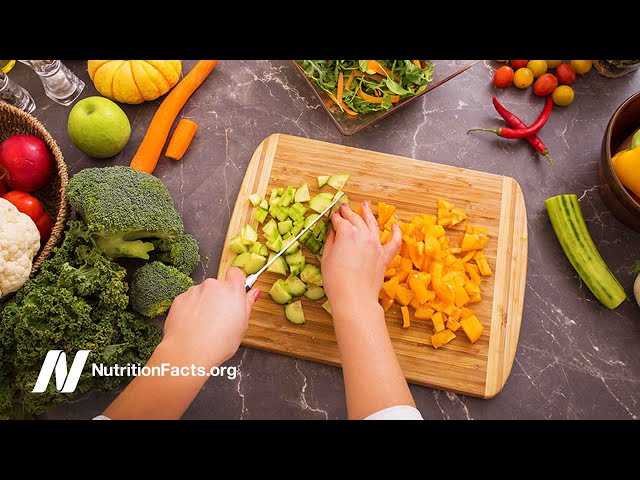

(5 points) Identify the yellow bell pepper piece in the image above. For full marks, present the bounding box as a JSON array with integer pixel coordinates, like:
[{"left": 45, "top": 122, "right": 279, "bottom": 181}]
[{"left": 612, "top": 147, "right": 640, "bottom": 196}]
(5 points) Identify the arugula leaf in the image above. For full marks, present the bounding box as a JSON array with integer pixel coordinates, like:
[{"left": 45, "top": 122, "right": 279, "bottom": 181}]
[
  {"left": 358, "top": 60, "right": 369, "bottom": 73},
  {"left": 385, "top": 78, "right": 412, "bottom": 96}
]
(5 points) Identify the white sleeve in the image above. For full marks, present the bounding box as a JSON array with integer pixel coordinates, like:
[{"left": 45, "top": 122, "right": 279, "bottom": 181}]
[
  {"left": 93, "top": 414, "right": 111, "bottom": 420},
  {"left": 364, "top": 405, "right": 424, "bottom": 420}
]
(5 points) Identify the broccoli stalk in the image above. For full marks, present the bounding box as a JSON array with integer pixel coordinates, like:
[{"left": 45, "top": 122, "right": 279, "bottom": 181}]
[
  {"left": 66, "top": 166, "right": 185, "bottom": 260},
  {"left": 129, "top": 261, "right": 194, "bottom": 318}
]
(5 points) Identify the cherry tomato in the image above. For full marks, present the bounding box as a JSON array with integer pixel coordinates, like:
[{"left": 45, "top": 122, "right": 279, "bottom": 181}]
[
  {"left": 513, "top": 68, "right": 534, "bottom": 89},
  {"left": 494, "top": 65, "right": 514, "bottom": 88},
  {"left": 552, "top": 85, "right": 575, "bottom": 106},
  {"left": 570, "top": 60, "right": 593, "bottom": 75},
  {"left": 527, "top": 60, "right": 548, "bottom": 78},
  {"left": 545, "top": 60, "right": 563, "bottom": 68},
  {"left": 2, "top": 190, "right": 52, "bottom": 242},
  {"left": 510, "top": 60, "right": 529, "bottom": 69},
  {"left": 533, "top": 73, "right": 559, "bottom": 96},
  {"left": 555, "top": 63, "right": 576, "bottom": 84}
]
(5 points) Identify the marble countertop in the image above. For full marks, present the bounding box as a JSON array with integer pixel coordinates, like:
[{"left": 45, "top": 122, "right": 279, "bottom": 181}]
[{"left": 10, "top": 60, "right": 637, "bottom": 420}]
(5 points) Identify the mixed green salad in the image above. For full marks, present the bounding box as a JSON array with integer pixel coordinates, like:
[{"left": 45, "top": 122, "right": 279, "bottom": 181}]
[{"left": 298, "top": 60, "right": 434, "bottom": 115}]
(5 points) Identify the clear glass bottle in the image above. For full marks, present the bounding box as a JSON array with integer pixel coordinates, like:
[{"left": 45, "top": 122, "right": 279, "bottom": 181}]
[
  {"left": 0, "top": 69, "right": 36, "bottom": 113},
  {"left": 19, "top": 60, "right": 84, "bottom": 105}
]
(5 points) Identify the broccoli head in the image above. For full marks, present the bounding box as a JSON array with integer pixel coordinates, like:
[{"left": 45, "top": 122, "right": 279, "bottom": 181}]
[
  {"left": 129, "top": 261, "right": 194, "bottom": 318},
  {"left": 66, "top": 166, "right": 184, "bottom": 260},
  {"left": 157, "top": 234, "right": 201, "bottom": 275}
]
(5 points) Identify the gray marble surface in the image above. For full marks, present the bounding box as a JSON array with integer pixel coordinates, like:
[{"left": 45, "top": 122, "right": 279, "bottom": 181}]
[{"left": 8, "top": 60, "right": 638, "bottom": 420}]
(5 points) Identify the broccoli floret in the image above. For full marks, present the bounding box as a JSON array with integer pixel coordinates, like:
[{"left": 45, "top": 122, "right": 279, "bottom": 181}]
[
  {"left": 157, "top": 234, "right": 200, "bottom": 275},
  {"left": 129, "top": 261, "right": 194, "bottom": 318},
  {"left": 66, "top": 166, "right": 184, "bottom": 260}
]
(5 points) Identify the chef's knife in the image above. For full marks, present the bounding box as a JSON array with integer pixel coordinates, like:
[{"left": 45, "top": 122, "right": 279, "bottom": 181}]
[{"left": 244, "top": 192, "right": 345, "bottom": 292}]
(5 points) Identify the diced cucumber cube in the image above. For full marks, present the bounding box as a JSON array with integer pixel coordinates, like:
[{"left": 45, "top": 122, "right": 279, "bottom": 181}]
[
  {"left": 265, "top": 229, "right": 280, "bottom": 243},
  {"left": 289, "top": 202, "right": 307, "bottom": 220},
  {"left": 290, "top": 224, "right": 303, "bottom": 237},
  {"left": 318, "top": 192, "right": 334, "bottom": 200},
  {"left": 266, "top": 236, "right": 283, "bottom": 252},
  {"left": 284, "top": 240, "right": 300, "bottom": 255},
  {"left": 312, "top": 220, "right": 326, "bottom": 238},
  {"left": 300, "top": 264, "right": 323, "bottom": 286},
  {"left": 229, "top": 235, "right": 248, "bottom": 254},
  {"left": 282, "top": 232, "right": 292, "bottom": 241},
  {"left": 305, "top": 236, "right": 322, "bottom": 254},
  {"left": 243, "top": 253, "right": 267, "bottom": 275},
  {"left": 277, "top": 187, "right": 284, "bottom": 196},
  {"left": 284, "top": 301, "right": 305, "bottom": 324},
  {"left": 304, "top": 286, "right": 325, "bottom": 301},
  {"left": 318, "top": 175, "right": 330, "bottom": 188},
  {"left": 248, "top": 193, "right": 262, "bottom": 207},
  {"left": 294, "top": 183, "right": 311, "bottom": 203},
  {"left": 327, "top": 173, "right": 350, "bottom": 190},
  {"left": 231, "top": 251, "right": 251, "bottom": 268},
  {"left": 304, "top": 214, "right": 319, "bottom": 228},
  {"left": 267, "top": 253, "right": 288, "bottom": 275},
  {"left": 285, "top": 275, "right": 307, "bottom": 296},
  {"left": 259, "top": 199, "right": 269, "bottom": 210},
  {"left": 276, "top": 208, "right": 290, "bottom": 222},
  {"left": 309, "top": 195, "right": 332, "bottom": 214},
  {"left": 262, "top": 218, "right": 278, "bottom": 236},
  {"left": 241, "top": 225, "right": 258, "bottom": 244},
  {"left": 285, "top": 250, "right": 305, "bottom": 266},
  {"left": 322, "top": 300, "right": 332, "bottom": 316},
  {"left": 300, "top": 230, "right": 313, "bottom": 244},
  {"left": 251, "top": 242, "right": 264, "bottom": 254},
  {"left": 259, "top": 244, "right": 268, "bottom": 256},
  {"left": 269, "top": 279, "right": 292, "bottom": 305},
  {"left": 278, "top": 220, "right": 293, "bottom": 235},
  {"left": 254, "top": 207, "right": 268, "bottom": 224},
  {"left": 269, "top": 189, "right": 280, "bottom": 204}
]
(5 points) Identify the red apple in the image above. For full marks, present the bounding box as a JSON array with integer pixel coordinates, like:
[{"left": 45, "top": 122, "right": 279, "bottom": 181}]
[{"left": 0, "top": 134, "right": 54, "bottom": 192}]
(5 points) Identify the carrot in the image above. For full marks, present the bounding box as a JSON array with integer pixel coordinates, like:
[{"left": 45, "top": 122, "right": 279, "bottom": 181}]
[
  {"left": 130, "top": 60, "right": 218, "bottom": 173},
  {"left": 345, "top": 69, "right": 358, "bottom": 90},
  {"left": 413, "top": 60, "right": 422, "bottom": 68},
  {"left": 356, "top": 88, "right": 400, "bottom": 104},
  {"left": 165, "top": 118, "right": 198, "bottom": 161},
  {"left": 366, "top": 60, "right": 399, "bottom": 80},
  {"left": 336, "top": 72, "right": 357, "bottom": 116}
]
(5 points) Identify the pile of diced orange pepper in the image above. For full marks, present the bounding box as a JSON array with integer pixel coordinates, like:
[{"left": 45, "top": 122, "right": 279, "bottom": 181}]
[{"left": 376, "top": 199, "right": 492, "bottom": 349}]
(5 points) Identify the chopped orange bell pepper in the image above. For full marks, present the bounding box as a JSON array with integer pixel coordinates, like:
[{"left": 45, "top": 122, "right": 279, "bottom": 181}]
[
  {"left": 424, "top": 235, "right": 442, "bottom": 259},
  {"left": 380, "top": 229, "right": 392, "bottom": 244},
  {"left": 432, "top": 277, "right": 455, "bottom": 305},
  {"left": 377, "top": 201, "right": 396, "bottom": 229},
  {"left": 460, "top": 315, "right": 483, "bottom": 343},
  {"left": 393, "top": 271, "right": 409, "bottom": 283},
  {"left": 379, "top": 290, "right": 395, "bottom": 312},
  {"left": 384, "top": 267, "right": 397, "bottom": 278},
  {"left": 450, "top": 207, "right": 467, "bottom": 226},
  {"left": 415, "top": 306, "right": 435, "bottom": 320},
  {"left": 395, "top": 285, "right": 416, "bottom": 306},
  {"left": 460, "top": 307, "right": 475, "bottom": 319},
  {"left": 408, "top": 241, "right": 425, "bottom": 269},
  {"left": 431, "top": 311, "right": 446, "bottom": 333},
  {"left": 388, "top": 255, "right": 401, "bottom": 269},
  {"left": 431, "top": 329, "right": 456, "bottom": 349},
  {"left": 401, "top": 306, "right": 411, "bottom": 328},
  {"left": 446, "top": 317, "right": 461, "bottom": 332},
  {"left": 449, "top": 307, "right": 462, "bottom": 322},
  {"left": 399, "top": 257, "right": 413, "bottom": 273},
  {"left": 409, "top": 297, "right": 424, "bottom": 310},
  {"left": 474, "top": 251, "right": 492, "bottom": 276},
  {"left": 382, "top": 276, "right": 400, "bottom": 299},
  {"left": 409, "top": 275, "right": 431, "bottom": 304},
  {"left": 454, "top": 285, "right": 471, "bottom": 307}
]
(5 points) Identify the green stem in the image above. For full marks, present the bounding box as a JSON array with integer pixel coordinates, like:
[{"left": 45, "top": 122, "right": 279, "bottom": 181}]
[{"left": 467, "top": 128, "right": 501, "bottom": 136}]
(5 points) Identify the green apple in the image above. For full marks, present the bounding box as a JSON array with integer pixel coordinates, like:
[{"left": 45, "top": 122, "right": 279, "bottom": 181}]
[{"left": 68, "top": 96, "right": 131, "bottom": 159}]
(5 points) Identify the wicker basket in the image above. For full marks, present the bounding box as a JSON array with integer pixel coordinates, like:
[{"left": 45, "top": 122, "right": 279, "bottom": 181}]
[{"left": 0, "top": 102, "right": 69, "bottom": 276}]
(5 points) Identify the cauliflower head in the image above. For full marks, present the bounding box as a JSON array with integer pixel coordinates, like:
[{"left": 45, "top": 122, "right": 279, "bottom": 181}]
[{"left": 0, "top": 198, "right": 41, "bottom": 299}]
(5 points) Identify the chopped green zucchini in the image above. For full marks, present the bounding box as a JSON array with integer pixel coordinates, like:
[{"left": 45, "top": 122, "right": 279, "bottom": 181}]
[
  {"left": 285, "top": 275, "right": 307, "bottom": 296},
  {"left": 253, "top": 207, "right": 268, "bottom": 224},
  {"left": 545, "top": 194, "right": 626, "bottom": 309},
  {"left": 318, "top": 175, "right": 330, "bottom": 188},
  {"left": 229, "top": 235, "right": 249, "bottom": 254},
  {"left": 248, "top": 193, "right": 262, "bottom": 207},
  {"left": 269, "top": 279, "right": 292, "bottom": 305},
  {"left": 322, "top": 300, "right": 332, "bottom": 315},
  {"left": 294, "top": 183, "right": 311, "bottom": 203},
  {"left": 284, "top": 301, "right": 305, "bottom": 324},
  {"left": 327, "top": 173, "right": 350, "bottom": 190},
  {"left": 300, "top": 264, "right": 323, "bottom": 286},
  {"left": 304, "top": 286, "right": 325, "bottom": 300},
  {"left": 244, "top": 253, "right": 267, "bottom": 275},
  {"left": 267, "top": 253, "right": 288, "bottom": 275},
  {"left": 278, "top": 220, "right": 293, "bottom": 235},
  {"left": 231, "top": 251, "right": 251, "bottom": 268}
]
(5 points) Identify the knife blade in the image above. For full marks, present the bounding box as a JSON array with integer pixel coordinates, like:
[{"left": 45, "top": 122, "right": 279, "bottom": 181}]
[{"left": 244, "top": 191, "right": 345, "bottom": 292}]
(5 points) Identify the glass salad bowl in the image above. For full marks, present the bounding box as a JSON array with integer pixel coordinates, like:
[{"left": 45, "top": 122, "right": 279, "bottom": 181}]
[{"left": 291, "top": 60, "right": 479, "bottom": 136}]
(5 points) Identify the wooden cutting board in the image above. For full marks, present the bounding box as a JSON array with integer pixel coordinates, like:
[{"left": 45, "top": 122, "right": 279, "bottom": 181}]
[{"left": 218, "top": 134, "right": 528, "bottom": 398}]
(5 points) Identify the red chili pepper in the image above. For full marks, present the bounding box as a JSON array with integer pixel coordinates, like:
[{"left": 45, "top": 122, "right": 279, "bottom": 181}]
[
  {"left": 468, "top": 96, "right": 553, "bottom": 139},
  {"left": 492, "top": 96, "right": 554, "bottom": 169}
]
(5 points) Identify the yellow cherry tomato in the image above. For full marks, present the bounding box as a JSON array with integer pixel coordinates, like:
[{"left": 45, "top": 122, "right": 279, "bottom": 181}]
[
  {"left": 513, "top": 68, "right": 534, "bottom": 89},
  {"left": 527, "top": 60, "right": 548, "bottom": 78},
  {"left": 545, "top": 60, "right": 563, "bottom": 68},
  {"left": 552, "top": 85, "right": 575, "bottom": 106},
  {"left": 570, "top": 60, "right": 593, "bottom": 75}
]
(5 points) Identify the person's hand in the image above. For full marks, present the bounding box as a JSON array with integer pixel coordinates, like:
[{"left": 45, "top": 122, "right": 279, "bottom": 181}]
[
  {"left": 160, "top": 267, "right": 261, "bottom": 368},
  {"left": 321, "top": 201, "right": 402, "bottom": 315}
]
